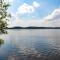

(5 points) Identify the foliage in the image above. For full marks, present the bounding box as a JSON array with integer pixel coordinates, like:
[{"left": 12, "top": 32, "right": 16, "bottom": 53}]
[{"left": 0, "top": 0, "right": 10, "bottom": 33}]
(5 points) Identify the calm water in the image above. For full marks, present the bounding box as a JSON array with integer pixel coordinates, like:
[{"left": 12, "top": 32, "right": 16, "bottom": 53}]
[{"left": 0, "top": 29, "right": 60, "bottom": 60}]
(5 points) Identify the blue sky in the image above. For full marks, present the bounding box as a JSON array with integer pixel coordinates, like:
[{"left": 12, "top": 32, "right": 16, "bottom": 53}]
[{"left": 7, "top": 0, "right": 60, "bottom": 27}]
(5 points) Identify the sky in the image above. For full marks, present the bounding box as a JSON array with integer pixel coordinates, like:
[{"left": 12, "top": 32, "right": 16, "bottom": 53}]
[{"left": 5, "top": 0, "right": 60, "bottom": 27}]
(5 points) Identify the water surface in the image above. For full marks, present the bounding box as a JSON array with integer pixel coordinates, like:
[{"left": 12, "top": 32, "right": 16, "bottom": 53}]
[{"left": 0, "top": 29, "right": 60, "bottom": 60}]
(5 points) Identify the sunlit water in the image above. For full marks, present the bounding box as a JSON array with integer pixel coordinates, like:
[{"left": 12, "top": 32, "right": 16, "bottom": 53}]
[{"left": 0, "top": 29, "right": 60, "bottom": 60}]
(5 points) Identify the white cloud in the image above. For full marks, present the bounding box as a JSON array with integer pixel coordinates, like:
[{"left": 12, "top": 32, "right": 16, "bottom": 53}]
[
  {"left": 17, "top": 1, "right": 40, "bottom": 14},
  {"left": 41, "top": 8, "right": 60, "bottom": 27},
  {"left": 8, "top": 19, "right": 43, "bottom": 27},
  {"left": 33, "top": 1, "right": 40, "bottom": 8},
  {"left": 44, "top": 8, "right": 60, "bottom": 20},
  {"left": 17, "top": 3, "right": 34, "bottom": 14},
  {"left": 4, "top": 0, "right": 14, "bottom": 3},
  {"left": 8, "top": 8, "right": 60, "bottom": 27}
]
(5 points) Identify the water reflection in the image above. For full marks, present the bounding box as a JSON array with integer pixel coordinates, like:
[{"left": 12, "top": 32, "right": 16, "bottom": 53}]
[
  {"left": 0, "top": 29, "right": 60, "bottom": 60},
  {"left": 0, "top": 39, "right": 4, "bottom": 46}
]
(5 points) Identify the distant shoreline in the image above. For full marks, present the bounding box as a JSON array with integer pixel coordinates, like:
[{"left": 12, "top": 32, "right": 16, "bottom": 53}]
[{"left": 6, "top": 27, "right": 60, "bottom": 29}]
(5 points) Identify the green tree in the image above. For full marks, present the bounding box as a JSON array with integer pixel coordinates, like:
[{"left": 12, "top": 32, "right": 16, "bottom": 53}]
[{"left": 0, "top": 0, "right": 10, "bottom": 33}]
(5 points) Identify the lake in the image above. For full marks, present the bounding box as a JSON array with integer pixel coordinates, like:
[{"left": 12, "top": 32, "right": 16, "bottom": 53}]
[{"left": 0, "top": 29, "right": 60, "bottom": 60}]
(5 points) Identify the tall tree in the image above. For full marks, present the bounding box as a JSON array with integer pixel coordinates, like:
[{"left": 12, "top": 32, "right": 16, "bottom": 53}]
[{"left": 0, "top": 0, "right": 10, "bottom": 33}]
